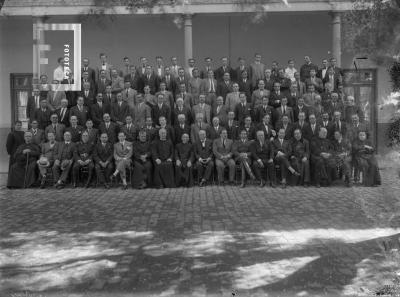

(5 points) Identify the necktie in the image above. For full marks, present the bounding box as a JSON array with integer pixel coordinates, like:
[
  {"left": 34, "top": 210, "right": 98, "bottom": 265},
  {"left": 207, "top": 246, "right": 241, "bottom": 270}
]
[
  {"left": 35, "top": 96, "right": 39, "bottom": 107},
  {"left": 181, "top": 124, "right": 184, "bottom": 129},
  {"left": 106, "top": 123, "right": 109, "bottom": 129},
  {"left": 223, "top": 140, "right": 225, "bottom": 148},
  {"left": 61, "top": 108, "right": 65, "bottom": 121},
  {"left": 53, "top": 125, "right": 56, "bottom": 131},
  {"left": 85, "top": 90, "right": 88, "bottom": 97},
  {"left": 99, "top": 102, "right": 102, "bottom": 108},
  {"left": 126, "top": 89, "right": 129, "bottom": 97}
]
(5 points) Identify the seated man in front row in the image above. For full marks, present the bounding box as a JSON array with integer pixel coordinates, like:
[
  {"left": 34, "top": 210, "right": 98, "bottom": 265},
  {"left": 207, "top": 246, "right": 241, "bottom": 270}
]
[
  {"left": 53, "top": 131, "right": 76, "bottom": 189},
  {"left": 290, "top": 128, "right": 311, "bottom": 186},
  {"left": 194, "top": 129, "right": 214, "bottom": 187},
  {"left": 233, "top": 129, "right": 255, "bottom": 188},
  {"left": 152, "top": 128, "right": 175, "bottom": 188},
  {"left": 7, "top": 131, "right": 40, "bottom": 189},
  {"left": 213, "top": 128, "right": 236, "bottom": 185},
  {"left": 272, "top": 128, "right": 300, "bottom": 188},
  {"left": 93, "top": 132, "right": 114, "bottom": 189},
  {"left": 110, "top": 131, "right": 133, "bottom": 190},
  {"left": 175, "top": 133, "right": 195, "bottom": 187},
  {"left": 72, "top": 131, "right": 94, "bottom": 188},
  {"left": 251, "top": 130, "right": 276, "bottom": 187},
  {"left": 132, "top": 130, "right": 153, "bottom": 189},
  {"left": 310, "top": 127, "right": 336, "bottom": 187}
]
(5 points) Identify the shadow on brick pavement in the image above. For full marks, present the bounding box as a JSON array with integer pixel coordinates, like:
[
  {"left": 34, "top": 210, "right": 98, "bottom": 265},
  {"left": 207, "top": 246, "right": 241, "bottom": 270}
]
[{"left": 0, "top": 158, "right": 400, "bottom": 297}]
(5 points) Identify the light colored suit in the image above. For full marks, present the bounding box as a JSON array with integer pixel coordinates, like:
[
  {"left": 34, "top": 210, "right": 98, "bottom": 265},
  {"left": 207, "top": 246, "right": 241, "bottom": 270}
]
[
  {"left": 200, "top": 78, "right": 218, "bottom": 106},
  {"left": 192, "top": 103, "right": 211, "bottom": 124},
  {"left": 213, "top": 137, "right": 235, "bottom": 182},
  {"left": 249, "top": 62, "right": 266, "bottom": 87},
  {"left": 225, "top": 92, "right": 241, "bottom": 112},
  {"left": 97, "top": 62, "right": 113, "bottom": 80},
  {"left": 113, "top": 140, "right": 133, "bottom": 178},
  {"left": 188, "top": 77, "right": 202, "bottom": 103},
  {"left": 121, "top": 88, "right": 137, "bottom": 109},
  {"left": 46, "top": 90, "right": 66, "bottom": 111},
  {"left": 131, "top": 102, "right": 152, "bottom": 127},
  {"left": 251, "top": 89, "right": 270, "bottom": 110},
  {"left": 29, "top": 128, "right": 45, "bottom": 145}
]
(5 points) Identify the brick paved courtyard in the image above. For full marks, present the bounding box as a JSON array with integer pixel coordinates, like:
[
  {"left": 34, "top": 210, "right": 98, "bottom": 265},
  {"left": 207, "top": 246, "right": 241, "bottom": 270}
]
[{"left": 1, "top": 162, "right": 400, "bottom": 297}]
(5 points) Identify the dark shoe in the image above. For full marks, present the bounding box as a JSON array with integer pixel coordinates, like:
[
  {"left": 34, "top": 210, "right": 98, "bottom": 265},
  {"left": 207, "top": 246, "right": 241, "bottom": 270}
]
[
  {"left": 104, "top": 183, "right": 110, "bottom": 189},
  {"left": 122, "top": 184, "right": 128, "bottom": 190},
  {"left": 293, "top": 171, "right": 301, "bottom": 177},
  {"left": 281, "top": 183, "right": 286, "bottom": 189},
  {"left": 303, "top": 183, "right": 309, "bottom": 188},
  {"left": 316, "top": 183, "right": 321, "bottom": 188},
  {"left": 84, "top": 182, "right": 90, "bottom": 188},
  {"left": 270, "top": 182, "right": 277, "bottom": 188},
  {"left": 240, "top": 182, "right": 245, "bottom": 188},
  {"left": 199, "top": 179, "right": 206, "bottom": 187},
  {"left": 40, "top": 177, "right": 46, "bottom": 189},
  {"left": 259, "top": 180, "right": 265, "bottom": 187},
  {"left": 56, "top": 182, "right": 65, "bottom": 189}
]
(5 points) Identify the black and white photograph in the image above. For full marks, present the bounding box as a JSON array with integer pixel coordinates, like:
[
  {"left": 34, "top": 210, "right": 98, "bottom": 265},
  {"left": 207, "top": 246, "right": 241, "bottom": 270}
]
[{"left": 0, "top": 0, "right": 400, "bottom": 296}]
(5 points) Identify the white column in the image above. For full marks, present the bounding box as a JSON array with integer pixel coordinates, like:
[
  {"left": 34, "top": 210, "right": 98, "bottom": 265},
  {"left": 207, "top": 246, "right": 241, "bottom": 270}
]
[
  {"left": 183, "top": 14, "right": 193, "bottom": 68},
  {"left": 331, "top": 11, "right": 342, "bottom": 67},
  {"left": 33, "top": 16, "right": 46, "bottom": 85}
]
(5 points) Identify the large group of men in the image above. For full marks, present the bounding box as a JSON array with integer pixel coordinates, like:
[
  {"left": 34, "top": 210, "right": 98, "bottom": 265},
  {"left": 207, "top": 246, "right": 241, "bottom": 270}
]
[{"left": 6, "top": 53, "right": 381, "bottom": 189}]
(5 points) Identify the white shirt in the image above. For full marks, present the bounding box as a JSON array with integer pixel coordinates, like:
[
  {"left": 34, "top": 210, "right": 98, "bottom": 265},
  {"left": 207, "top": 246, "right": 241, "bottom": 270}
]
[
  {"left": 285, "top": 67, "right": 297, "bottom": 82},
  {"left": 53, "top": 66, "right": 64, "bottom": 82}
]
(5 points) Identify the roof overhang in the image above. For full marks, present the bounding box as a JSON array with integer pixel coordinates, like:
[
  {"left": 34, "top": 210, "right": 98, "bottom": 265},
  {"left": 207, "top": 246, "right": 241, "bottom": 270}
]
[{"left": 0, "top": 0, "right": 367, "bottom": 16}]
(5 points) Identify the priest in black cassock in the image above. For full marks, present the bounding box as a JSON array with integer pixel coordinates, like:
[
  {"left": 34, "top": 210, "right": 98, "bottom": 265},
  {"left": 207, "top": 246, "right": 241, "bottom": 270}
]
[
  {"left": 7, "top": 131, "right": 40, "bottom": 189},
  {"left": 174, "top": 133, "right": 194, "bottom": 187},
  {"left": 6, "top": 121, "right": 25, "bottom": 170},
  {"left": 132, "top": 130, "right": 153, "bottom": 189},
  {"left": 151, "top": 128, "right": 175, "bottom": 188}
]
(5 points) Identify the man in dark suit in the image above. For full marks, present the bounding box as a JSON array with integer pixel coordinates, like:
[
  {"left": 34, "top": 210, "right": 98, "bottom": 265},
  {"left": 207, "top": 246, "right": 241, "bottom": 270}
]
[
  {"left": 304, "top": 113, "right": 320, "bottom": 142},
  {"left": 66, "top": 115, "right": 84, "bottom": 143},
  {"left": 331, "top": 111, "right": 347, "bottom": 140},
  {"left": 325, "top": 92, "right": 344, "bottom": 120},
  {"left": 174, "top": 114, "right": 192, "bottom": 144},
  {"left": 96, "top": 69, "right": 112, "bottom": 95},
  {"left": 152, "top": 93, "right": 172, "bottom": 126},
  {"left": 111, "top": 92, "right": 130, "bottom": 126},
  {"left": 200, "top": 57, "right": 214, "bottom": 79},
  {"left": 234, "top": 93, "right": 252, "bottom": 126},
  {"left": 251, "top": 130, "right": 276, "bottom": 187},
  {"left": 174, "top": 68, "right": 189, "bottom": 94},
  {"left": 91, "top": 93, "right": 111, "bottom": 128},
  {"left": 56, "top": 99, "right": 70, "bottom": 127},
  {"left": 125, "top": 65, "right": 141, "bottom": 91},
  {"left": 120, "top": 115, "right": 137, "bottom": 142},
  {"left": 208, "top": 117, "right": 224, "bottom": 140},
  {"left": 84, "top": 119, "right": 99, "bottom": 144},
  {"left": 194, "top": 129, "right": 214, "bottom": 187},
  {"left": 28, "top": 120, "right": 45, "bottom": 145},
  {"left": 173, "top": 97, "right": 192, "bottom": 126},
  {"left": 240, "top": 116, "right": 257, "bottom": 141},
  {"left": 93, "top": 132, "right": 114, "bottom": 189},
  {"left": 69, "top": 96, "right": 90, "bottom": 127},
  {"left": 213, "top": 128, "right": 235, "bottom": 185},
  {"left": 233, "top": 129, "right": 255, "bottom": 187},
  {"left": 160, "top": 67, "right": 177, "bottom": 96},
  {"left": 322, "top": 67, "right": 341, "bottom": 91},
  {"left": 33, "top": 99, "right": 52, "bottom": 130},
  {"left": 226, "top": 111, "right": 240, "bottom": 141},
  {"left": 214, "top": 57, "right": 235, "bottom": 82},
  {"left": 275, "top": 115, "right": 294, "bottom": 140},
  {"left": 305, "top": 69, "right": 324, "bottom": 93},
  {"left": 293, "top": 111, "right": 310, "bottom": 138},
  {"left": 255, "top": 97, "right": 274, "bottom": 124},
  {"left": 269, "top": 81, "right": 287, "bottom": 108},
  {"left": 234, "top": 57, "right": 251, "bottom": 83},
  {"left": 27, "top": 88, "right": 42, "bottom": 122},
  {"left": 290, "top": 128, "right": 311, "bottom": 186},
  {"left": 98, "top": 113, "right": 118, "bottom": 144},
  {"left": 272, "top": 128, "right": 300, "bottom": 188},
  {"left": 257, "top": 114, "right": 276, "bottom": 141},
  {"left": 293, "top": 97, "right": 310, "bottom": 123},
  {"left": 81, "top": 70, "right": 96, "bottom": 94},
  {"left": 78, "top": 81, "right": 95, "bottom": 107},
  {"left": 82, "top": 57, "right": 96, "bottom": 83},
  {"left": 103, "top": 85, "right": 115, "bottom": 105},
  {"left": 71, "top": 130, "right": 95, "bottom": 188},
  {"left": 141, "top": 65, "right": 159, "bottom": 94},
  {"left": 238, "top": 70, "right": 253, "bottom": 102},
  {"left": 275, "top": 97, "right": 294, "bottom": 124},
  {"left": 45, "top": 113, "right": 65, "bottom": 142},
  {"left": 52, "top": 131, "right": 76, "bottom": 188},
  {"left": 318, "top": 112, "right": 334, "bottom": 139},
  {"left": 216, "top": 72, "right": 234, "bottom": 101}
]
